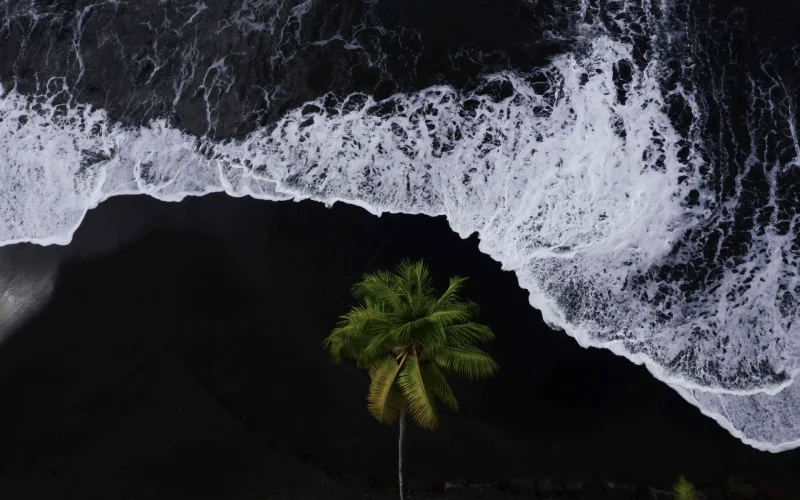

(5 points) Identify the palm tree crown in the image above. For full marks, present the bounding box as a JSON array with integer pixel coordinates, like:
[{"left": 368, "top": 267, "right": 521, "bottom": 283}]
[{"left": 323, "top": 259, "right": 499, "bottom": 430}]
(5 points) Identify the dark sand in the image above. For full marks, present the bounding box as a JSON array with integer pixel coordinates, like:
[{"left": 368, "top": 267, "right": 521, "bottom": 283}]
[{"left": 0, "top": 194, "right": 798, "bottom": 499}]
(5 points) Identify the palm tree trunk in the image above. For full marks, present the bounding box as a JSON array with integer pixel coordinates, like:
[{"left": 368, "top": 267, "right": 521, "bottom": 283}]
[{"left": 398, "top": 403, "right": 406, "bottom": 500}]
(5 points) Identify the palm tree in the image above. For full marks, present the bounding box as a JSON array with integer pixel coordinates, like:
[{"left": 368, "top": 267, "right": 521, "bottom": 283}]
[{"left": 323, "top": 259, "right": 499, "bottom": 500}]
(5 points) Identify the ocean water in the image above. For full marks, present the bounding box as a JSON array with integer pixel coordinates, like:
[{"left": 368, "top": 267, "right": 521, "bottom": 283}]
[{"left": 0, "top": 0, "right": 797, "bottom": 451}]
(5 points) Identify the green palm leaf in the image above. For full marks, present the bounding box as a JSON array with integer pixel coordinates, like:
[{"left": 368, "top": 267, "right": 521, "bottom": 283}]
[
  {"left": 396, "top": 259, "right": 435, "bottom": 299},
  {"left": 367, "top": 357, "right": 407, "bottom": 424},
  {"left": 390, "top": 316, "right": 438, "bottom": 342},
  {"left": 324, "top": 305, "right": 391, "bottom": 363},
  {"left": 360, "top": 330, "right": 403, "bottom": 367},
  {"left": 427, "top": 306, "right": 473, "bottom": 326},
  {"left": 352, "top": 271, "right": 402, "bottom": 307},
  {"left": 442, "top": 322, "right": 496, "bottom": 346},
  {"left": 422, "top": 362, "right": 458, "bottom": 411},
  {"left": 426, "top": 345, "right": 499, "bottom": 379},
  {"left": 437, "top": 276, "right": 468, "bottom": 306},
  {"left": 397, "top": 353, "right": 438, "bottom": 430}
]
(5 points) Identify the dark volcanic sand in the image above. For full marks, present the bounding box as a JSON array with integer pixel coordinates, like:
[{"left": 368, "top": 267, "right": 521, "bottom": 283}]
[{"left": 0, "top": 194, "right": 799, "bottom": 499}]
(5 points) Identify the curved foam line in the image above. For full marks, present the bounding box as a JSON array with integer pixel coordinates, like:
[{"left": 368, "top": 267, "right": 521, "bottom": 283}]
[{"left": 670, "top": 385, "right": 800, "bottom": 453}]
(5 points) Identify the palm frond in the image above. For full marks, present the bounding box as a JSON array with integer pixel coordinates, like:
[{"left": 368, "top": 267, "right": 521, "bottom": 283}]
[
  {"left": 422, "top": 362, "right": 458, "bottom": 411},
  {"left": 323, "top": 304, "right": 393, "bottom": 363},
  {"left": 437, "top": 276, "right": 468, "bottom": 306},
  {"left": 672, "top": 475, "right": 697, "bottom": 500},
  {"left": 367, "top": 357, "right": 406, "bottom": 424},
  {"left": 396, "top": 259, "right": 435, "bottom": 299},
  {"left": 390, "top": 315, "right": 444, "bottom": 344},
  {"left": 352, "top": 271, "right": 403, "bottom": 308},
  {"left": 336, "top": 304, "right": 392, "bottom": 330},
  {"left": 389, "top": 301, "right": 473, "bottom": 345},
  {"left": 323, "top": 326, "right": 364, "bottom": 363},
  {"left": 426, "top": 345, "right": 499, "bottom": 379},
  {"left": 442, "top": 322, "right": 496, "bottom": 346},
  {"left": 361, "top": 331, "right": 403, "bottom": 366},
  {"left": 426, "top": 306, "right": 473, "bottom": 327},
  {"left": 397, "top": 352, "right": 438, "bottom": 430},
  {"left": 390, "top": 316, "right": 430, "bottom": 339}
]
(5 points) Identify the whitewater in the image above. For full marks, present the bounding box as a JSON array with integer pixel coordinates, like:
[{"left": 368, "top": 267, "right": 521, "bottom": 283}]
[{"left": 0, "top": 0, "right": 798, "bottom": 450}]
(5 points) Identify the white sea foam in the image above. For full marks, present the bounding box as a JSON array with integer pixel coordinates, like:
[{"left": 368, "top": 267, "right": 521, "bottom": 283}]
[
  {"left": 0, "top": 88, "right": 291, "bottom": 246},
  {"left": 0, "top": 25, "right": 798, "bottom": 451},
  {"left": 672, "top": 380, "right": 800, "bottom": 453}
]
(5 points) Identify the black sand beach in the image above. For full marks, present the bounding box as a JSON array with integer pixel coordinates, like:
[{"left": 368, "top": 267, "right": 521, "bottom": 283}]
[{"left": 0, "top": 194, "right": 799, "bottom": 499}]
